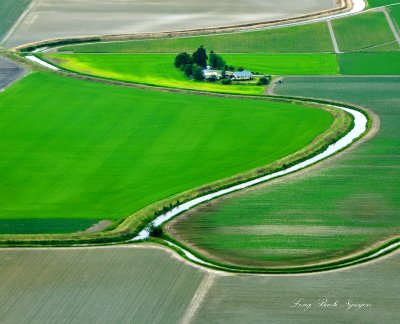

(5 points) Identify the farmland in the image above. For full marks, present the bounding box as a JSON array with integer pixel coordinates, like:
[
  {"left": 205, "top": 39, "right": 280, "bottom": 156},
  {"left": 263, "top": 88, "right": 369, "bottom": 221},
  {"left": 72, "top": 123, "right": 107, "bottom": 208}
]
[
  {"left": 0, "top": 56, "right": 26, "bottom": 90},
  {"left": 192, "top": 251, "right": 400, "bottom": 323},
  {"left": 44, "top": 54, "right": 264, "bottom": 95},
  {"left": 0, "top": 0, "right": 31, "bottom": 43},
  {"left": 168, "top": 77, "right": 400, "bottom": 268},
  {"left": 58, "top": 22, "right": 334, "bottom": 54},
  {"left": 44, "top": 53, "right": 339, "bottom": 95},
  {"left": 389, "top": 4, "right": 400, "bottom": 32},
  {"left": 0, "top": 72, "right": 334, "bottom": 234},
  {"left": 368, "top": 0, "right": 400, "bottom": 8},
  {"left": 3, "top": 0, "right": 334, "bottom": 48},
  {"left": 213, "top": 54, "right": 339, "bottom": 75},
  {"left": 0, "top": 246, "right": 205, "bottom": 323},
  {"left": 0, "top": 245, "right": 398, "bottom": 323},
  {"left": 339, "top": 52, "right": 400, "bottom": 74},
  {"left": 331, "top": 11, "right": 399, "bottom": 51}
]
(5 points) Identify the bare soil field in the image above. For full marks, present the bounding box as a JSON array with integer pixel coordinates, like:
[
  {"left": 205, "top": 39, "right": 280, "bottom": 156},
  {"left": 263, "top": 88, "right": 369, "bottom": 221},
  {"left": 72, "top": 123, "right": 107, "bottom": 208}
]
[
  {"left": 4, "top": 0, "right": 335, "bottom": 48},
  {"left": 0, "top": 245, "right": 398, "bottom": 323},
  {"left": 0, "top": 57, "right": 26, "bottom": 91}
]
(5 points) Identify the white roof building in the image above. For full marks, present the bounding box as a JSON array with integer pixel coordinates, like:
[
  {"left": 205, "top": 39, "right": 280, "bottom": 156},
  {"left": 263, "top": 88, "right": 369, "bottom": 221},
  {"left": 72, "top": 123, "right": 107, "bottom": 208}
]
[{"left": 232, "top": 71, "right": 253, "bottom": 80}]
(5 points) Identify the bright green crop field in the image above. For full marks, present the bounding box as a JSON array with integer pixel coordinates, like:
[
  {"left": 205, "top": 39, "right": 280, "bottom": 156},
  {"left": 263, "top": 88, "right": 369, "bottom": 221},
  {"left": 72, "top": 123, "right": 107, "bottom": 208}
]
[
  {"left": 58, "top": 22, "right": 334, "bottom": 54},
  {"left": 332, "top": 11, "right": 399, "bottom": 51},
  {"left": 0, "top": 0, "right": 32, "bottom": 43},
  {"left": 168, "top": 77, "right": 400, "bottom": 268},
  {"left": 0, "top": 72, "right": 333, "bottom": 234},
  {"left": 44, "top": 53, "right": 338, "bottom": 95},
  {"left": 339, "top": 52, "right": 400, "bottom": 74},
  {"left": 44, "top": 54, "right": 264, "bottom": 95}
]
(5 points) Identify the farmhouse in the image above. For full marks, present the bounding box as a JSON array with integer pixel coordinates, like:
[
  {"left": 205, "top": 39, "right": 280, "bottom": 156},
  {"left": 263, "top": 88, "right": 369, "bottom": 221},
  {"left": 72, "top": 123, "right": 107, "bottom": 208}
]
[{"left": 232, "top": 71, "right": 253, "bottom": 80}]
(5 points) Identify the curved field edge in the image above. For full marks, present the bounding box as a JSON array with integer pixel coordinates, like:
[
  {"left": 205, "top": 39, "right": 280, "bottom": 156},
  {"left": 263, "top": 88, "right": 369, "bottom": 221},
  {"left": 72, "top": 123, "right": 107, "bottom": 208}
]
[
  {"left": 0, "top": 88, "right": 353, "bottom": 246},
  {"left": 12, "top": 1, "right": 351, "bottom": 52},
  {"left": 151, "top": 234, "right": 400, "bottom": 274}
]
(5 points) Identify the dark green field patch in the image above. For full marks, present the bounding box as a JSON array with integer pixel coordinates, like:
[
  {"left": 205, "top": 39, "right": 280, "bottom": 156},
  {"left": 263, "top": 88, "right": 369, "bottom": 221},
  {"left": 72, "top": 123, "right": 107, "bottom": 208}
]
[
  {"left": 367, "top": 0, "right": 400, "bottom": 8},
  {"left": 339, "top": 52, "right": 400, "bottom": 74},
  {"left": 388, "top": 4, "right": 400, "bottom": 33},
  {"left": 0, "top": 219, "right": 98, "bottom": 234}
]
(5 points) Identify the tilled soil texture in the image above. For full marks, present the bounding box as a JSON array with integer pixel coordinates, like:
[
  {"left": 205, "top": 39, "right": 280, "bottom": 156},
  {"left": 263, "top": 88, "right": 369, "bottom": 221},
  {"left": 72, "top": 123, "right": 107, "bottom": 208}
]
[{"left": 0, "top": 56, "right": 26, "bottom": 91}]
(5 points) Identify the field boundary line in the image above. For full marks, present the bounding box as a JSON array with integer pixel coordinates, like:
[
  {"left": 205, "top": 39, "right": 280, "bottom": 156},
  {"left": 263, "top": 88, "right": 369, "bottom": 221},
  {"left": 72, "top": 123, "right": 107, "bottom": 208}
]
[
  {"left": 180, "top": 273, "right": 215, "bottom": 324},
  {"left": 1, "top": 0, "right": 38, "bottom": 46},
  {"left": 327, "top": 20, "right": 341, "bottom": 53},
  {"left": 382, "top": 7, "right": 400, "bottom": 47}
]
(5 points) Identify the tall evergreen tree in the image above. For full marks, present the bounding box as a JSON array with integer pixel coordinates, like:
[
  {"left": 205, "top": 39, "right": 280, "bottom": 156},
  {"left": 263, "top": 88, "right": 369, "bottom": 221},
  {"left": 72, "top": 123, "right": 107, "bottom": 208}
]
[{"left": 192, "top": 46, "right": 208, "bottom": 68}]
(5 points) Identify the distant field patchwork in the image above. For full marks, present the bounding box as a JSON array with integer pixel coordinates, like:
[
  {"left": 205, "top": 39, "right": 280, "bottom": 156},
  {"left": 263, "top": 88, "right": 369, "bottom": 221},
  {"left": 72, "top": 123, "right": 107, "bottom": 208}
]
[{"left": 59, "top": 22, "right": 334, "bottom": 54}]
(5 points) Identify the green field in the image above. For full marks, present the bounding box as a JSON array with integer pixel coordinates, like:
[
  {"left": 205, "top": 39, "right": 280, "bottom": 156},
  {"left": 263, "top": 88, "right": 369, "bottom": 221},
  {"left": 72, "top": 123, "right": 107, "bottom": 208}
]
[
  {"left": 389, "top": 4, "right": 400, "bottom": 32},
  {"left": 0, "top": 0, "right": 32, "bottom": 43},
  {"left": 339, "top": 52, "right": 400, "bottom": 74},
  {"left": 168, "top": 77, "right": 400, "bottom": 268},
  {"left": 44, "top": 53, "right": 338, "bottom": 95},
  {"left": 332, "top": 11, "right": 399, "bottom": 51},
  {"left": 368, "top": 0, "right": 400, "bottom": 8},
  {"left": 58, "top": 22, "right": 334, "bottom": 54},
  {"left": 222, "top": 54, "right": 339, "bottom": 75},
  {"left": 44, "top": 54, "right": 264, "bottom": 95},
  {"left": 0, "top": 247, "right": 205, "bottom": 323},
  {"left": 0, "top": 72, "right": 333, "bottom": 233}
]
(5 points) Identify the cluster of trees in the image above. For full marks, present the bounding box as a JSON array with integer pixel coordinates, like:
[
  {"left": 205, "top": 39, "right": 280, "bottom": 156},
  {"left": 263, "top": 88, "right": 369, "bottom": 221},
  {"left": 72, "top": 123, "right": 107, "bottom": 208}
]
[
  {"left": 174, "top": 46, "right": 231, "bottom": 81},
  {"left": 174, "top": 46, "right": 272, "bottom": 85}
]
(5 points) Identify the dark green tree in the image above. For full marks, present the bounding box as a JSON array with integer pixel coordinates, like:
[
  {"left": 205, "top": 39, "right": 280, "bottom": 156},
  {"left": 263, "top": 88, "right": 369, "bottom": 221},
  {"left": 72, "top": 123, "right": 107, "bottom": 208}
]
[
  {"left": 184, "top": 64, "right": 194, "bottom": 77},
  {"left": 193, "top": 66, "right": 205, "bottom": 81},
  {"left": 148, "top": 223, "right": 163, "bottom": 237},
  {"left": 209, "top": 50, "right": 226, "bottom": 69},
  {"left": 174, "top": 52, "right": 192, "bottom": 68},
  {"left": 257, "top": 75, "right": 272, "bottom": 85},
  {"left": 192, "top": 46, "right": 208, "bottom": 68}
]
